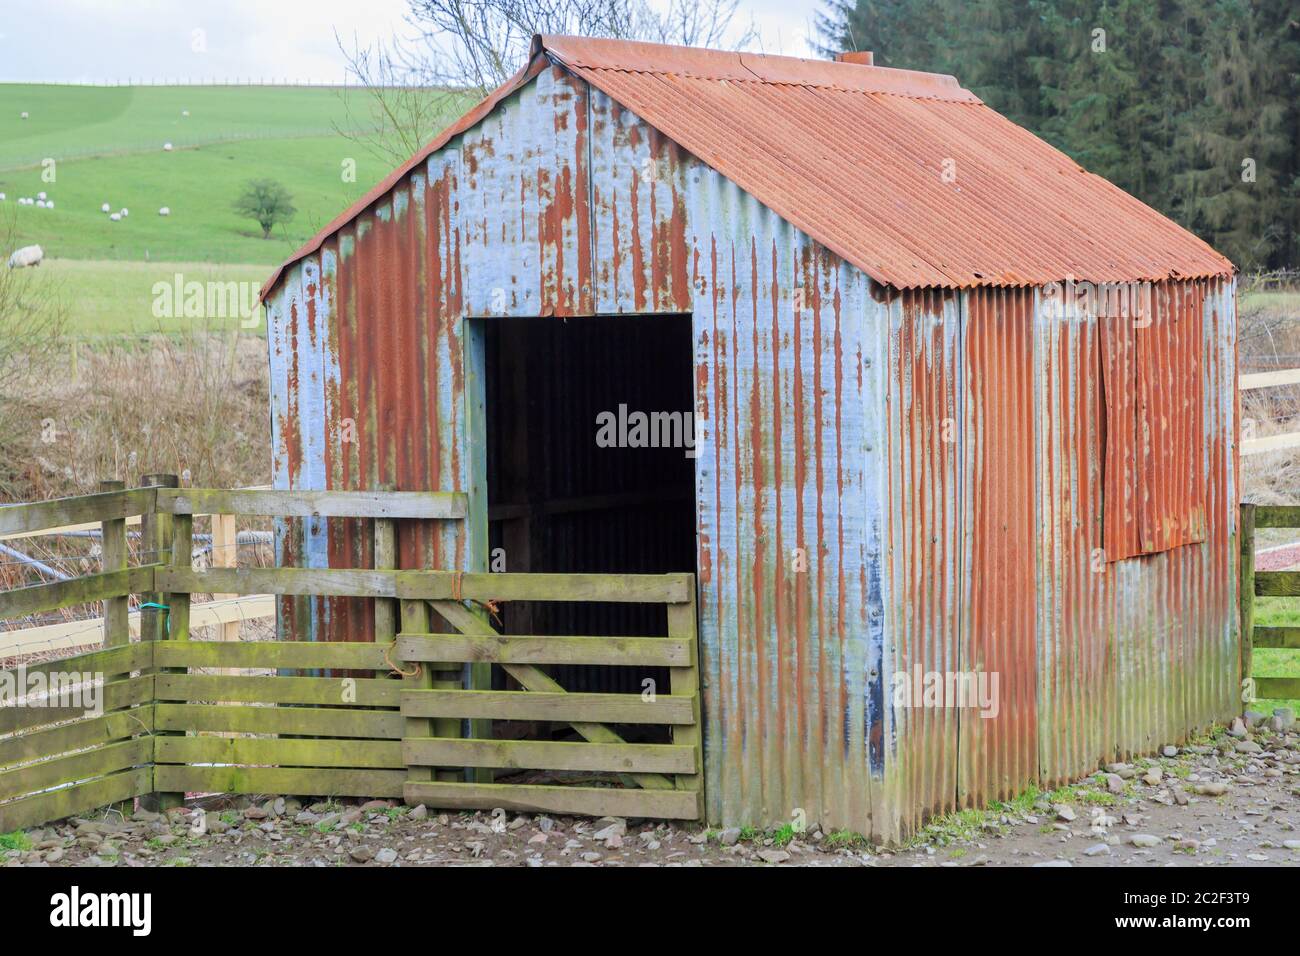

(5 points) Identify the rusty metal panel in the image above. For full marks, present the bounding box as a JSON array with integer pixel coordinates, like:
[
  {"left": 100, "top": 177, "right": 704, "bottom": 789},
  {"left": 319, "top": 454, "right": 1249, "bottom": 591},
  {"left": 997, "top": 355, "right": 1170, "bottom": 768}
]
[
  {"left": 266, "top": 254, "right": 334, "bottom": 640},
  {"left": 690, "top": 177, "right": 884, "bottom": 837},
  {"left": 588, "top": 87, "right": 693, "bottom": 314},
  {"left": 1137, "top": 283, "right": 1207, "bottom": 552},
  {"left": 959, "top": 287, "right": 1038, "bottom": 807},
  {"left": 460, "top": 64, "right": 594, "bottom": 317},
  {"left": 269, "top": 155, "right": 472, "bottom": 645},
  {"left": 879, "top": 288, "right": 962, "bottom": 837},
  {"left": 1034, "top": 278, "right": 1238, "bottom": 786}
]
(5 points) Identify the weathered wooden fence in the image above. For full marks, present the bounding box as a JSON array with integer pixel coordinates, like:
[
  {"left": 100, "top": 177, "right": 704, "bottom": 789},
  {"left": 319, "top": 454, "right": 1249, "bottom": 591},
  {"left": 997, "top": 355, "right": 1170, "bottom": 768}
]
[
  {"left": 1240, "top": 502, "right": 1300, "bottom": 702},
  {"left": 0, "top": 483, "right": 702, "bottom": 832}
]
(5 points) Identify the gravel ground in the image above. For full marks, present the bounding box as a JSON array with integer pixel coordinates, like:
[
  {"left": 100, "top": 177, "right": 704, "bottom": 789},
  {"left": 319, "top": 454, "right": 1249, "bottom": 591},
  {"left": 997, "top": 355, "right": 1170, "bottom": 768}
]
[{"left": 5, "top": 711, "right": 1299, "bottom": 868}]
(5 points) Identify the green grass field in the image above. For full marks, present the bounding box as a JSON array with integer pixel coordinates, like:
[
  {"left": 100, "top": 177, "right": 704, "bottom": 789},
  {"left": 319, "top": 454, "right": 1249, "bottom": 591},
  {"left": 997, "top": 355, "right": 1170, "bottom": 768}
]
[
  {"left": 0, "top": 83, "right": 468, "bottom": 334},
  {"left": 1, "top": 134, "right": 386, "bottom": 263},
  {"left": 0, "top": 84, "right": 371, "bottom": 170},
  {"left": 29, "top": 259, "right": 269, "bottom": 336}
]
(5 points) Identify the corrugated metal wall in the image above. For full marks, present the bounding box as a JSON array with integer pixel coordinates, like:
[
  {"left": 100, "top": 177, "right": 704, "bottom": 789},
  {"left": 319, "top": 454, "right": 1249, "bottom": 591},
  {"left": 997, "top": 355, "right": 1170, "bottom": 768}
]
[
  {"left": 265, "top": 55, "right": 1238, "bottom": 842},
  {"left": 266, "top": 64, "right": 886, "bottom": 836},
  {"left": 689, "top": 179, "right": 884, "bottom": 837},
  {"left": 878, "top": 279, "right": 1236, "bottom": 839},
  {"left": 1035, "top": 278, "right": 1238, "bottom": 786},
  {"left": 880, "top": 287, "right": 963, "bottom": 836}
]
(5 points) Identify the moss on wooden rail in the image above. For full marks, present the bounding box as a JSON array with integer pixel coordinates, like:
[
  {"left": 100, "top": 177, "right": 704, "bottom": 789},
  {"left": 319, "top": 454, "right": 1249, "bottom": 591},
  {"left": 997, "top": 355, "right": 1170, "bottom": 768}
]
[
  {"left": 403, "top": 781, "right": 701, "bottom": 820},
  {"left": 154, "top": 736, "right": 405, "bottom": 770},
  {"left": 0, "top": 643, "right": 151, "bottom": 688},
  {"left": 1256, "top": 678, "right": 1300, "bottom": 700},
  {"left": 0, "top": 737, "right": 151, "bottom": 803},
  {"left": 156, "top": 488, "right": 467, "bottom": 520},
  {"left": 404, "top": 737, "right": 697, "bottom": 775},
  {"left": 0, "top": 767, "right": 151, "bottom": 834},
  {"left": 1252, "top": 627, "right": 1300, "bottom": 649},
  {"left": 397, "top": 571, "right": 692, "bottom": 603},
  {"left": 0, "top": 488, "right": 155, "bottom": 538},
  {"left": 151, "top": 568, "right": 693, "bottom": 605},
  {"left": 154, "top": 673, "right": 400, "bottom": 707},
  {"left": 153, "top": 703, "right": 405, "bottom": 739},
  {"left": 153, "top": 765, "right": 407, "bottom": 800},
  {"left": 0, "top": 707, "right": 154, "bottom": 769},
  {"left": 1254, "top": 505, "right": 1300, "bottom": 529},
  {"left": 0, "top": 566, "right": 157, "bottom": 620},
  {"left": 154, "top": 567, "right": 399, "bottom": 599},
  {"left": 153, "top": 639, "right": 390, "bottom": 671},
  {"left": 395, "top": 633, "right": 693, "bottom": 667},
  {"left": 0, "top": 674, "right": 153, "bottom": 736},
  {"left": 401, "top": 688, "right": 695, "bottom": 724}
]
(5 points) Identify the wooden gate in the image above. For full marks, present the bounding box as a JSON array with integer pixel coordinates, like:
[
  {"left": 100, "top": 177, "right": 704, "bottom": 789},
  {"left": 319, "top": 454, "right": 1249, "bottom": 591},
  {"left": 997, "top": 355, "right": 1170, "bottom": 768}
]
[
  {"left": 0, "top": 484, "right": 703, "bottom": 832},
  {"left": 395, "top": 571, "right": 702, "bottom": 819},
  {"left": 1240, "top": 502, "right": 1300, "bottom": 704}
]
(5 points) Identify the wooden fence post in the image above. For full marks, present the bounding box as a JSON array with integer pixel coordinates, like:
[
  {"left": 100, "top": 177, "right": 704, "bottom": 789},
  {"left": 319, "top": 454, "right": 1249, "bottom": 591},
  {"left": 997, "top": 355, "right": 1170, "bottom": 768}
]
[
  {"left": 140, "top": 473, "right": 180, "bottom": 813},
  {"left": 1240, "top": 502, "right": 1256, "bottom": 707},
  {"left": 667, "top": 577, "right": 704, "bottom": 820},
  {"left": 99, "top": 480, "right": 129, "bottom": 653},
  {"left": 99, "top": 479, "right": 133, "bottom": 816},
  {"left": 212, "top": 513, "right": 240, "bottom": 648},
  {"left": 373, "top": 517, "right": 396, "bottom": 649},
  {"left": 401, "top": 598, "right": 435, "bottom": 794}
]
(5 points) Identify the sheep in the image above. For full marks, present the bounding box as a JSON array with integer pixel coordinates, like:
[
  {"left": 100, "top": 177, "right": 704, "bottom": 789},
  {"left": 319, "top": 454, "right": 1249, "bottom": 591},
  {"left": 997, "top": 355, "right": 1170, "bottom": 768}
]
[
  {"left": 158, "top": 206, "right": 171, "bottom": 216},
  {"left": 0, "top": 193, "right": 5, "bottom": 201},
  {"left": 35, "top": 199, "right": 46, "bottom": 208},
  {"left": 181, "top": 110, "right": 189, "bottom": 117},
  {"left": 109, "top": 213, "right": 121, "bottom": 221},
  {"left": 7, "top": 245, "right": 44, "bottom": 268},
  {"left": 101, "top": 203, "right": 110, "bottom": 213},
  {"left": 119, "top": 208, "right": 129, "bottom": 217},
  {"left": 20, "top": 111, "right": 28, "bottom": 120},
  {"left": 162, "top": 142, "right": 173, "bottom": 151},
  {"left": 45, "top": 200, "right": 54, "bottom": 210},
  {"left": 36, "top": 191, "right": 46, "bottom": 200}
]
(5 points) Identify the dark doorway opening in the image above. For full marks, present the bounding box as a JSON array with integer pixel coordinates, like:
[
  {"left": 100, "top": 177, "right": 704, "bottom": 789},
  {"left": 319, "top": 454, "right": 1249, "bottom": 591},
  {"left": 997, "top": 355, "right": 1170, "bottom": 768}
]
[{"left": 484, "top": 314, "right": 697, "bottom": 741}]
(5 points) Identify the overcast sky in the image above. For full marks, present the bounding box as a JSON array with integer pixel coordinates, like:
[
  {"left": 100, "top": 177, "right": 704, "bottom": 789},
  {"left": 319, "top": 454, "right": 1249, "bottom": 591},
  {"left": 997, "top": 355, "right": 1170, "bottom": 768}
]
[{"left": 0, "top": 0, "right": 825, "bottom": 84}]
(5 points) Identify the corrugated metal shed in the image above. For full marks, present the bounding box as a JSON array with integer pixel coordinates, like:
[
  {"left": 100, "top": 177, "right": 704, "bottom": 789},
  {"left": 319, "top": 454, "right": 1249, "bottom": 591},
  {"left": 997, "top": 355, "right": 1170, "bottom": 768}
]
[{"left": 262, "top": 35, "right": 1239, "bottom": 843}]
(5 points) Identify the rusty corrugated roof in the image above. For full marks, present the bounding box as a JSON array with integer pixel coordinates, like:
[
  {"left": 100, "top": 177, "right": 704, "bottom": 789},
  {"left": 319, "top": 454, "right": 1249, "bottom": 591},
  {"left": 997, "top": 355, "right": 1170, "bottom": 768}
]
[{"left": 263, "top": 35, "right": 1233, "bottom": 299}]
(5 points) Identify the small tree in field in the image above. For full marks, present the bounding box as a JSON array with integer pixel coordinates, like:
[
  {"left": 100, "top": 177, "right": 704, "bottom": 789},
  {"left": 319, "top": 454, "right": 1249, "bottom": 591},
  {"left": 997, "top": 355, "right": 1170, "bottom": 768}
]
[{"left": 233, "top": 179, "right": 297, "bottom": 239}]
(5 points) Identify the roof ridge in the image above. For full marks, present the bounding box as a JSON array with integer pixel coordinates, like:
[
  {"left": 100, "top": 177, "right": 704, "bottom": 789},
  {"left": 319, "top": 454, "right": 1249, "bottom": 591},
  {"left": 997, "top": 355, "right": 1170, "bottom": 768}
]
[
  {"left": 540, "top": 35, "right": 981, "bottom": 103},
  {"left": 569, "top": 64, "right": 983, "bottom": 102}
]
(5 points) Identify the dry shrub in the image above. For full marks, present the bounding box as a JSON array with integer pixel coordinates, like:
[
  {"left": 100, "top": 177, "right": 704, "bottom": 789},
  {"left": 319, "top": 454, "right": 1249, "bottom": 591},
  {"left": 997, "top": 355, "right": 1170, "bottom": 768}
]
[
  {"left": 1239, "top": 280, "right": 1300, "bottom": 508},
  {"left": 0, "top": 329, "right": 270, "bottom": 501}
]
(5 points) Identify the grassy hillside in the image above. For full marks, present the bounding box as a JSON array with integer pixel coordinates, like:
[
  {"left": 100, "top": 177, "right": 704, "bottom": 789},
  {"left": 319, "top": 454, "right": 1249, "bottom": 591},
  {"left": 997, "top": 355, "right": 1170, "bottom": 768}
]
[
  {"left": 28, "top": 259, "right": 269, "bottom": 336},
  {"left": 0, "top": 134, "right": 387, "bottom": 263},
  {"left": 0, "top": 83, "right": 469, "bottom": 267},
  {"left": 0, "top": 83, "right": 468, "bottom": 335},
  {"left": 0, "top": 84, "right": 370, "bottom": 169}
]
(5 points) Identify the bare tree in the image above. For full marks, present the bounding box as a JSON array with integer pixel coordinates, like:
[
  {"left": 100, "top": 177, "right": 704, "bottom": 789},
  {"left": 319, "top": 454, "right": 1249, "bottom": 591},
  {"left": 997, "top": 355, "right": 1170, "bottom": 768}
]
[{"left": 337, "top": 0, "right": 755, "bottom": 164}]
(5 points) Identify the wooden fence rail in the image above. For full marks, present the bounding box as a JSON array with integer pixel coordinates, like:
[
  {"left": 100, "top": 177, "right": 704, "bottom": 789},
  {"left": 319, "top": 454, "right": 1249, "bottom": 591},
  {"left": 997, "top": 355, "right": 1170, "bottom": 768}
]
[
  {"left": 0, "top": 481, "right": 704, "bottom": 832},
  {"left": 1242, "top": 366, "right": 1300, "bottom": 456}
]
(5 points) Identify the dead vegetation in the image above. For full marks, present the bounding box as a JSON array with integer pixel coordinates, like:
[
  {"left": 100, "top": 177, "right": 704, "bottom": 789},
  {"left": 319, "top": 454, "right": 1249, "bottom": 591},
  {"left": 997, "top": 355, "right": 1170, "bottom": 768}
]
[
  {"left": 0, "top": 329, "right": 270, "bottom": 502},
  {"left": 0, "top": 325, "right": 273, "bottom": 643},
  {"left": 1239, "top": 279, "right": 1300, "bottom": 508}
]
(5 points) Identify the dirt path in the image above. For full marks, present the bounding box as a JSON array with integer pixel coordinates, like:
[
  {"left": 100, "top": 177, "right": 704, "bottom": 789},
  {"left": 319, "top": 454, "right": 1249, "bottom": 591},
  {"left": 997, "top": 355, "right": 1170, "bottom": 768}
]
[{"left": 6, "top": 714, "right": 1299, "bottom": 868}]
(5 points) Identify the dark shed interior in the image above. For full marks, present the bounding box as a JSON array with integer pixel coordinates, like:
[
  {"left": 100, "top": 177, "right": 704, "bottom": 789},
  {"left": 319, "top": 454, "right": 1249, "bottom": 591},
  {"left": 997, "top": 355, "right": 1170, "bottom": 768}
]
[{"left": 484, "top": 315, "right": 697, "bottom": 734}]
